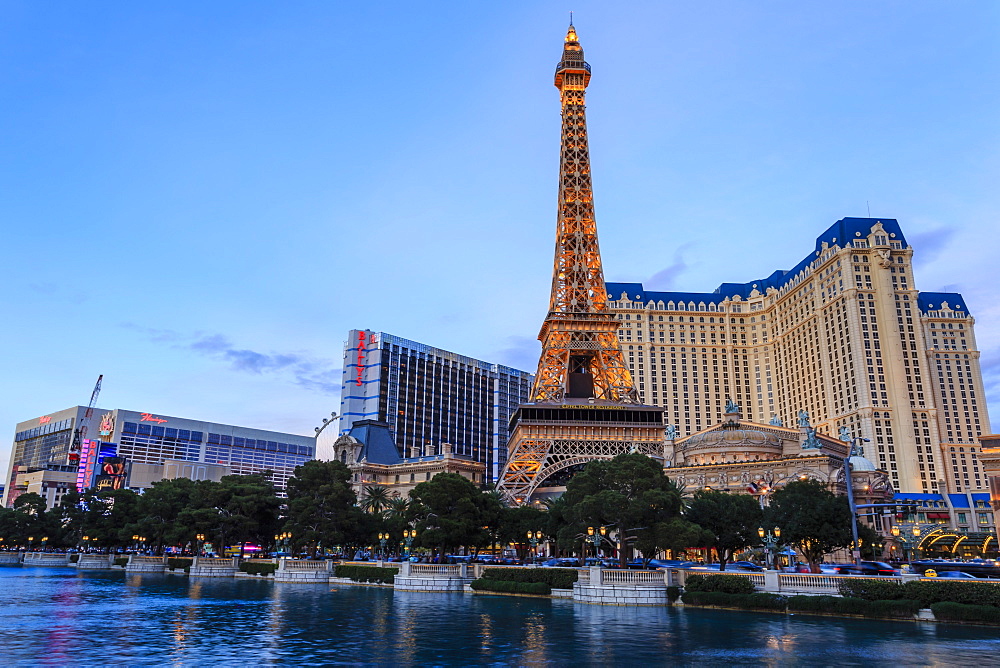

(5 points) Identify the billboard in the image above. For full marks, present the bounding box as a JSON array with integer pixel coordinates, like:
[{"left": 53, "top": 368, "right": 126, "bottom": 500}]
[{"left": 94, "top": 457, "right": 128, "bottom": 491}]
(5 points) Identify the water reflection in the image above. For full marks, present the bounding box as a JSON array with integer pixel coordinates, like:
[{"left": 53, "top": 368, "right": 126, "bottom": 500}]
[{"left": 4, "top": 568, "right": 1000, "bottom": 665}]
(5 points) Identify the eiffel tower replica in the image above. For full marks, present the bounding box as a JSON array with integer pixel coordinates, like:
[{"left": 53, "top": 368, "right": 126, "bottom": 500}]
[{"left": 497, "top": 24, "right": 665, "bottom": 505}]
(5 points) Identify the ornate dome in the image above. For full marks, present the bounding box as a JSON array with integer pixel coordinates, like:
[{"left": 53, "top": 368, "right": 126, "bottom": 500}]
[
  {"left": 847, "top": 455, "right": 878, "bottom": 472},
  {"left": 683, "top": 427, "right": 782, "bottom": 450}
]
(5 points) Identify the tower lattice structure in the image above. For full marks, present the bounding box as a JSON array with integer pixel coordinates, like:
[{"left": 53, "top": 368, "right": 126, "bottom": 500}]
[
  {"left": 497, "top": 26, "right": 663, "bottom": 504},
  {"left": 532, "top": 24, "right": 640, "bottom": 405}
]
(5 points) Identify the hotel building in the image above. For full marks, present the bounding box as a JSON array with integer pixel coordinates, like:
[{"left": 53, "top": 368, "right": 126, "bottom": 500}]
[
  {"left": 4, "top": 406, "right": 315, "bottom": 506},
  {"left": 607, "top": 217, "right": 990, "bottom": 495},
  {"left": 340, "top": 330, "right": 533, "bottom": 482}
]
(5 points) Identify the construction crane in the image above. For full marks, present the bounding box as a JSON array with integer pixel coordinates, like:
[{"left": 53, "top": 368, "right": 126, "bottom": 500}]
[{"left": 68, "top": 374, "right": 103, "bottom": 467}]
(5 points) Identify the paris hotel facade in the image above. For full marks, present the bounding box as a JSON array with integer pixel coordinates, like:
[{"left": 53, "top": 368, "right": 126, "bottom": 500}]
[{"left": 605, "top": 216, "right": 989, "bottom": 497}]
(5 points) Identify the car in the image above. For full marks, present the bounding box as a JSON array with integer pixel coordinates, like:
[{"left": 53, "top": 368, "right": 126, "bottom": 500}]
[
  {"left": 933, "top": 571, "right": 978, "bottom": 579},
  {"left": 540, "top": 557, "right": 581, "bottom": 568},
  {"left": 835, "top": 561, "right": 900, "bottom": 576},
  {"left": 646, "top": 559, "right": 695, "bottom": 570},
  {"left": 729, "top": 561, "right": 764, "bottom": 572}
]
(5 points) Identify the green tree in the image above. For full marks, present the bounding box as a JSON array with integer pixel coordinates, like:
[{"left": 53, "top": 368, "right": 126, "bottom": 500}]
[
  {"left": 408, "top": 473, "right": 498, "bottom": 557},
  {"left": 214, "top": 473, "right": 280, "bottom": 557},
  {"left": 284, "top": 460, "right": 361, "bottom": 556},
  {"left": 136, "top": 478, "right": 205, "bottom": 553},
  {"left": 498, "top": 505, "right": 547, "bottom": 561},
  {"left": 559, "top": 453, "right": 685, "bottom": 565},
  {"left": 686, "top": 489, "right": 763, "bottom": 570},
  {"left": 765, "top": 479, "right": 855, "bottom": 572},
  {"left": 359, "top": 485, "right": 394, "bottom": 516},
  {"left": 637, "top": 516, "right": 714, "bottom": 564}
]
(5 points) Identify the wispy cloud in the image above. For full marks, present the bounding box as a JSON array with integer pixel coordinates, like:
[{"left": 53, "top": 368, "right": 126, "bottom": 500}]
[
  {"left": 645, "top": 243, "right": 694, "bottom": 291},
  {"left": 494, "top": 335, "right": 538, "bottom": 373},
  {"left": 122, "top": 323, "right": 341, "bottom": 394},
  {"left": 909, "top": 228, "right": 954, "bottom": 267}
]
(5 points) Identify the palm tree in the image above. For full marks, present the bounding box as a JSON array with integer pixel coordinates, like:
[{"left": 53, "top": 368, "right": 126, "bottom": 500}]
[{"left": 359, "top": 486, "right": 393, "bottom": 515}]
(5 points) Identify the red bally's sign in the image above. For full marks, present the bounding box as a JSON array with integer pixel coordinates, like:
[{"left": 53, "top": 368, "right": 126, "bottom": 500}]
[
  {"left": 356, "top": 331, "right": 377, "bottom": 386},
  {"left": 140, "top": 413, "right": 168, "bottom": 424}
]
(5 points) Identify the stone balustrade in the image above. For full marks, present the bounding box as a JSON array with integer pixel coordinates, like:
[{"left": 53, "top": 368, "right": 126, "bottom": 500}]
[
  {"left": 190, "top": 556, "right": 239, "bottom": 578},
  {"left": 574, "top": 567, "right": 669, "bottom": 605},
  {"left": 75, "top": 554, "right": 114, "bottom": 569},
  {"left": 394, "top": 561, "right": 470, "bottom": 592},
  {"left": 274, "top": 558, "right": 333, "bottom": 583},
  {"left": 126, "top": 555, "right": 166, "bottom": 573},
  {"left": 23, "top": 552, "right": 71, "bottom": 566},
  {"left": 670, "top": 568, "right": 919, "bottom": 594},
  {"left": 0, "top": 551, "right": 23, "bottom": 565}
]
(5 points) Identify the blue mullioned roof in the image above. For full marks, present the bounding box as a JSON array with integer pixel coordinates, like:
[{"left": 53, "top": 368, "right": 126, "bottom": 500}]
[
  {"left": 347, "top": 420, "right": 401, "bottom": 465},
  {"left": 949, "top": 494, "right": 972, "bottom": 509},
  {"left": 917, "top": 292, "right": 968, "bottom": 314},
  {"left": 607, "top": 217, "right": 910, "bottom": 304},
  {"left": 972, "top": 493, "right": 991, "bottom": 503}
]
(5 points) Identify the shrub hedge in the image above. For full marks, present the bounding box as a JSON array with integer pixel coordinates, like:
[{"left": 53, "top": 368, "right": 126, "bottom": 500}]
[
  {"left": 470, "top": 579, "right": 551, "bottom": 595},
  {"left": 681, "top": 591, "right": 786, "bottom": 610},
  {"left": 482, "top": 567, "right": 578, "bottom": 590},
  {"left": 838, "top": 579, "right": 1000, "bottom": 608},
  {"left": 239, "top": 562, "right": 278, "bottom": 576},
  {"left": 788, "top": 595, "right": 920, "bottom": 618},
  {"left": 931, "top": 602, "right": 1000, "bottom": 625},
  {"left": 114, "top": 557, "right": 128, "bottom": 567},
  {"left": 69, "top": 554, "right": 79, "bottom": 563},
  {"left": 167, "top": 557, "right": 193, "bottom": 571},
  {"left": 334, "top": 564, "right": 395, "bottom": 584},
  {"left": 667, "top": 586, "right": 682, "bottom": 603},
  {"left": 684, "top": 574, "right": 756, "bottom": 595}
]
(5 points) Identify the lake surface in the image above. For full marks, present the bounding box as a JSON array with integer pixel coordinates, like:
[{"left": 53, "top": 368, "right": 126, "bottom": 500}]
[{"left": 2, "top": 566, "right": 999, "bottom": 665}]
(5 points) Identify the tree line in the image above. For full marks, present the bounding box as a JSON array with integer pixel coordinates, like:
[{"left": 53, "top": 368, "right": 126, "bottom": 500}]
[{"left": 0, "top": 454, "right": 878, "bottom": 567}]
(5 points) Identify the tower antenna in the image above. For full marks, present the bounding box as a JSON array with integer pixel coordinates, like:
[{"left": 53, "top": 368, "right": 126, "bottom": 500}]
[
  {"left": 569, "top": 11, "right": 573, "bottom": 26},
  {"left": 867, "top": 200, "right": 871, "bottom": 217}
]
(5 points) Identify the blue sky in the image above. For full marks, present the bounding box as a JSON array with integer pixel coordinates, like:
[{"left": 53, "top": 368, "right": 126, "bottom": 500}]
[{"left": 2, "top": 1, "right": 998, "bottom": 474}]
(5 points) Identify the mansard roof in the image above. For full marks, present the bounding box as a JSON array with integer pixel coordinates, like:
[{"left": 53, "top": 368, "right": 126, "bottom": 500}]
[
  {"left": 607, "top": 217, "right": 921, "bottom": 306},
  {"left": 347, "top": 420, "right": 401, "bottom": 465},
  {"left": 917, "top": 292, "right": 968, "bottom": 314}
]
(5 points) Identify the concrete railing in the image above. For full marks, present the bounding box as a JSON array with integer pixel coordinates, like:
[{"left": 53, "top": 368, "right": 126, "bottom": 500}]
[
  {"left": 193, "top": 557, "right": 238, "bottom": 568},
  {"left": 0, "top": 551, "right": 22, "bottom": 565},
  {"left": 23, "top": 552, "right": 71, "bottom": 566},
  {"left": 279, "top": 559, "right": 332, "bottom": 571},
  {"left": 341, "top": 561, "right": 400, "bottom": 570},
  {"left": 130, "top": 555, "right": 166, "bottom": 565},
  {"left": 601, "top": 569, "right": 665, "bottom": 585},
  {"left": 408, "top": 564, "right": 463, "bottom": 577}
]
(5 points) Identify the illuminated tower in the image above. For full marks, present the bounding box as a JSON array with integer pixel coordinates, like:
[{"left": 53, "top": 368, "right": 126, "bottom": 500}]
[{"left": 497, "top": 25, "right": 664, "bottom": 504}]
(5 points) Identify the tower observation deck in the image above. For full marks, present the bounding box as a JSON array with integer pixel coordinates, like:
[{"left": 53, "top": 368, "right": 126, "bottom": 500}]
[{"left": 496, "top": 25, "right": 664, "bottom": 505}]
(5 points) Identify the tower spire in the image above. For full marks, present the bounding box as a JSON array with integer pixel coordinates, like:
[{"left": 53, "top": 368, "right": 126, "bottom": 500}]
[
  {"left": 531, "top": 25, "right": 639, "bottom": 404},
  {"left": 495, "top": 27, "right": 663, "bottom": 504}
]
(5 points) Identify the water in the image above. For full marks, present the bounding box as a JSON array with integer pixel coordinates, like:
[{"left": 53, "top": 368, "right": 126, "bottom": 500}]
[{"left": 2, "top": 567, "right": 999, "bottom": 666}]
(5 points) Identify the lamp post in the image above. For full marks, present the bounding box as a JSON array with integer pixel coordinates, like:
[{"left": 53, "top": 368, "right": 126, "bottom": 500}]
[
  {"left": 196, "top": 533, "right": 205, "bottom": 556},
  {"left": 890, "top": 525, "right": 922, "bottom": 563},
  {"left": 842, "top": 435, "right": 870, "bottom": 565},
  {"left": 587, "top": 526, "right": 607, "bottom": 558},
  {"left": 27, "top": 536, "right": 34, "bottom": 551},
  {"left": 527, "top": 531, "right": 543, "bottom": 563},
  {"left": 402, "top": 529, "right": 417, "bottom": 555},
  {"left": 758, "top": 527, "right": 781, "bottom": 570},
  {"left": 378, "top": 533, "right": 389, "bottom": 559}
]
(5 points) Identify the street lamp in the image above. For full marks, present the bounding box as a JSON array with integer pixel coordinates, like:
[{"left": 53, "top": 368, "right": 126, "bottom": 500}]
[
  {"left": 27, "top": 536, "right": 34, "bottom": 551},
  {"left": 378, "top": 532, "right": 389, "bottom": 558},
  {"left": 842, "top": 434, "right": 870, "bottom": 565},
  {"left": 891, "top": 525, "right": 922, "bottom": 562},
  {"left": 196, "top": 533, "right": 205, "bottom": 556},
  {"left": 402, "top": 529, "right": 417, "bottom": 555},
  {"left": 527, "top": 531, "right": 543, "bottom": 563},
  {"left": 587, "top": 526, "right": 607, "bottom": 558},
  {"left": 758, "top": 527, "right": 781, "bottom": 570}
]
